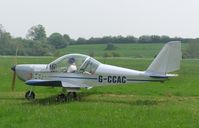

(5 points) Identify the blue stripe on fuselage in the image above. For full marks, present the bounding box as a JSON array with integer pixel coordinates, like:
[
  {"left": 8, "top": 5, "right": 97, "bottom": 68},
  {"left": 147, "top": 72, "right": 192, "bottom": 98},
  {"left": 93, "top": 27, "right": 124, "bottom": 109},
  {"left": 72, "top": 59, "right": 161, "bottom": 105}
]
[
  {"left": 48, "top": 76, "right": 165, "bottom": 82},
  {"left": 49, "top": 76, "right": 98, "bottom": 80},
  {"left": 127, "top": 79, "right": 164, "bottom": 82}
]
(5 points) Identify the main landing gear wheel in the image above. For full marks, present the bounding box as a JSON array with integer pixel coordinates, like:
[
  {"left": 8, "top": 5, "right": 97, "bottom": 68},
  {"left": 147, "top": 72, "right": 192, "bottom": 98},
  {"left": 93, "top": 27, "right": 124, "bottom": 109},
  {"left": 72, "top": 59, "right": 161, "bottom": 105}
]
[
  {"left": 56, "top": 92, "right": 80, "bottom": 102},
  {"left": 56, "top": 93, "right": 67, "bottom": 102},
  {"left": 25, "top": 90, "right": 35, "bottom": 100}
]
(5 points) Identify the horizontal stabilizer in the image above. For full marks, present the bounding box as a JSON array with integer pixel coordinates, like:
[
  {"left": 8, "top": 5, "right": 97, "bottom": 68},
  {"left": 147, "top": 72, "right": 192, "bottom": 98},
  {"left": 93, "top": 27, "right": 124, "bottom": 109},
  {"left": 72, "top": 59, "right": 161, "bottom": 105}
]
[{"left": 148, "top": 73, "right": 178, "bottom": 78}]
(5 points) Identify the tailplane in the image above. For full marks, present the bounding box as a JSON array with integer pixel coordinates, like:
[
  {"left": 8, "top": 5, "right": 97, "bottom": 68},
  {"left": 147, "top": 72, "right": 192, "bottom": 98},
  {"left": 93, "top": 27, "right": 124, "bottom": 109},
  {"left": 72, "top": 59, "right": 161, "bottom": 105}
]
[{"left": 146, "top": 41, "right": 182, "bottom": 75}]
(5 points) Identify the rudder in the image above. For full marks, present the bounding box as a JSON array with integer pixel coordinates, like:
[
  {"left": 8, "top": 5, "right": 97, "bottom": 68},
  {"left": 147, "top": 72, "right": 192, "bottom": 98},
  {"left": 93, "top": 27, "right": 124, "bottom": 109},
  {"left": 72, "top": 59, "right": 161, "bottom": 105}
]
[{"left": 146, "top": 41, "right": 182, "bottom": 75}]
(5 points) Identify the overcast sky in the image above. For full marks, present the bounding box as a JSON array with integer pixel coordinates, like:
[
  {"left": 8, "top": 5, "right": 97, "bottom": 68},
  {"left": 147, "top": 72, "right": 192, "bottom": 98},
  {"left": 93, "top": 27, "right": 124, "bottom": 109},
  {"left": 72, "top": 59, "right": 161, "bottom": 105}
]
[{"left": 0, "top": 0, "right": 198, "bottom": 39}]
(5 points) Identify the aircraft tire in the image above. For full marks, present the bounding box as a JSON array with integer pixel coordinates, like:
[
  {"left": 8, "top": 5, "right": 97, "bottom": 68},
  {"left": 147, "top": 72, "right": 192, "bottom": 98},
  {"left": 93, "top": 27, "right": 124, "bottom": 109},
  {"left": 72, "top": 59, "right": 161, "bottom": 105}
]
[
  {"left": 25, "top": 91, "right": 35, "bottom": 100},
  {"left": 56, "top": 93, "right": 67, "bottom": 102}
]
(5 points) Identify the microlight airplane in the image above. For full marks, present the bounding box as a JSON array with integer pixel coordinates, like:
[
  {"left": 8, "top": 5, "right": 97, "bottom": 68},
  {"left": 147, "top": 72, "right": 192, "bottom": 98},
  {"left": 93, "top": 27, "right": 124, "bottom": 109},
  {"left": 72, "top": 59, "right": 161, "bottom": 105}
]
[{"left": 11, "top": 41, "right": 181, "bottom": 101}]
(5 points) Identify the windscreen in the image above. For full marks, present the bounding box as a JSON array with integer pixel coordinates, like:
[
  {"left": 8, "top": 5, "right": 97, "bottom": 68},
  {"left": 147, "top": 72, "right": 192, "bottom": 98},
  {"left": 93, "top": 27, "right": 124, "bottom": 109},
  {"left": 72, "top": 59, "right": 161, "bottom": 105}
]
[
  {"left": 79, "top": 58, "right": 101, "bottom": 74},
  {"left": 48, "top": 54, "right": 88, "bottom": 72}
]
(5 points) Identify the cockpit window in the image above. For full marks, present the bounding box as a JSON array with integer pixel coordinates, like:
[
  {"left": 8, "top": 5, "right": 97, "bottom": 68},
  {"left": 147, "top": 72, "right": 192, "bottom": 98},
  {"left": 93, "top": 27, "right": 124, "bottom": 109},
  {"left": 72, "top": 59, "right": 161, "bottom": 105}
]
[
  {"left": 48, "top": 54, "right": 101, "bottom": 74},
  {"left": 79, "top": 58, "right": 101, "bottom": 74},
  {"left": 48, "top": 54, "right": 88, "bottom": 72}
]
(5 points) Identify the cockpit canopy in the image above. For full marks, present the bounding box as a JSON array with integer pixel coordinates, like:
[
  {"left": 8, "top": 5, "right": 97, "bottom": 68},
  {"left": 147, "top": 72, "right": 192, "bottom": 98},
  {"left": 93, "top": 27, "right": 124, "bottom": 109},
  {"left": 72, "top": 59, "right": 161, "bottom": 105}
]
[{"left": 48, "top": 54, "right": 101, "bottom": 74}]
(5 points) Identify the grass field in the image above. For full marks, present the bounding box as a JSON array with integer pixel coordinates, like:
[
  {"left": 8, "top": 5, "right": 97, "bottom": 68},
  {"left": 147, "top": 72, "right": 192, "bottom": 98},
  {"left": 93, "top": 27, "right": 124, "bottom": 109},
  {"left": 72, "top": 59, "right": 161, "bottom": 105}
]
[
  {"left": 59, "top": 43, "right": 188, "bottom": 57},
  {"left": 0, "top": 44, "right": 199, "bottom": 128}
]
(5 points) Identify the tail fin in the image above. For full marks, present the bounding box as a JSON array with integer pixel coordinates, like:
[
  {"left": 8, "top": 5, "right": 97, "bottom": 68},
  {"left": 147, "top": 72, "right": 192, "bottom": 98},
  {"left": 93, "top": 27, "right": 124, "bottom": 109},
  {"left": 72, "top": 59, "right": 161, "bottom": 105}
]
[{"left": 146, "top": 41, "right": 182, "bottom": 75}]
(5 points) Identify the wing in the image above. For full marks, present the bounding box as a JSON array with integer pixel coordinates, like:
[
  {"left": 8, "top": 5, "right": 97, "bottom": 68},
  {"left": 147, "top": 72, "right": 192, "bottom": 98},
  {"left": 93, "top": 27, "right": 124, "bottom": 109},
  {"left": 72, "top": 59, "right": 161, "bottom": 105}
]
[
  {"left": 25, "top": 79, "right": 62, "bottom": 87},
  {"left": 25, "top": 79, "right": 90, "bottom": 88}
]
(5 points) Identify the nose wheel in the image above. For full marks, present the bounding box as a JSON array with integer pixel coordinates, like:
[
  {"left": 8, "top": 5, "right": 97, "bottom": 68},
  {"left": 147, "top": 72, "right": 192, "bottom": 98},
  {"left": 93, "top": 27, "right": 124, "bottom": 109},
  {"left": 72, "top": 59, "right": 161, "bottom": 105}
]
[{"left": 25, "top": 90, "right": 35, "bottom": 100}]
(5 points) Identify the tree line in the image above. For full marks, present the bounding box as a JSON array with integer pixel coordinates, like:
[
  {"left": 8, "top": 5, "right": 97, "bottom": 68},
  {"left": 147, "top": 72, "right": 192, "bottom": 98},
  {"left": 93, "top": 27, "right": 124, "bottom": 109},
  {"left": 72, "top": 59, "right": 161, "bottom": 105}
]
[
  {"left": 0, "top": 24, "right": 197, "bottom": 56},
  {"left": 76, "top": 35, "right": 190, "bottom": 45},
  {"left": 0, "top": 24, "right": 71, "bottom": 56}
]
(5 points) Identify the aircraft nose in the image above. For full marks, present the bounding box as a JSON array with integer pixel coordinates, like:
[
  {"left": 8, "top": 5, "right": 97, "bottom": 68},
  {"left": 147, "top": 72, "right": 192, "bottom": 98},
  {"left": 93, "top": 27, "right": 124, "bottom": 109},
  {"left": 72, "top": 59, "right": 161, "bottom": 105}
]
[
  {"left": 13, "top": 65, "right": 34, "bottom": 81},
  {"left": 11, "top": 65, "right": 16, "bottom": 71}
]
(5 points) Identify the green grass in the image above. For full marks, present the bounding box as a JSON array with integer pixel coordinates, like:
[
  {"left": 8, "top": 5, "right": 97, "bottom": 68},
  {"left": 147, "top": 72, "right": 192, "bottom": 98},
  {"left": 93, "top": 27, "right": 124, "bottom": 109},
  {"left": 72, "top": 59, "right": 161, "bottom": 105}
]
[
  {"left": 0, "top": 45, "right": 199, "bottom": 127},
  {"left": 58, "top": 43, "right": 188, "bottom": 57}
]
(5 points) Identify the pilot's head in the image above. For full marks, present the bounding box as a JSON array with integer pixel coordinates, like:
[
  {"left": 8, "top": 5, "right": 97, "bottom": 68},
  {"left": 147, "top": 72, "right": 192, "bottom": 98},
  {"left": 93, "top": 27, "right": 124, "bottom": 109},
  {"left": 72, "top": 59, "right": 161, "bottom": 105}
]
[{"left": 68, "top": 57, "right": 75, "bottom": 64}]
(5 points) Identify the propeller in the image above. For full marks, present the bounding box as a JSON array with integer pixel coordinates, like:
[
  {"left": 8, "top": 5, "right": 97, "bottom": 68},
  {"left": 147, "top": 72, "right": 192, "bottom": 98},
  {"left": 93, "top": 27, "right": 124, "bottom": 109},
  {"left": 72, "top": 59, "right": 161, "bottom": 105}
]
[
  {"left": 11, "top": 66, "right": 16, "bottom": 91},
  {"left": 11, "top": 46, "right": 18, "bottom": 91}
]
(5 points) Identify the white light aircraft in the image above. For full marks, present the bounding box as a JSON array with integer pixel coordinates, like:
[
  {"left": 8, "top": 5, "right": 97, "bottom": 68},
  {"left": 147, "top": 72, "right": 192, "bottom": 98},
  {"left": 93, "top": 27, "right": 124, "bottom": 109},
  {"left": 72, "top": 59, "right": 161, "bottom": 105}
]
[{"left": 11, "top": 41, "right": 181, "bottom": 101}]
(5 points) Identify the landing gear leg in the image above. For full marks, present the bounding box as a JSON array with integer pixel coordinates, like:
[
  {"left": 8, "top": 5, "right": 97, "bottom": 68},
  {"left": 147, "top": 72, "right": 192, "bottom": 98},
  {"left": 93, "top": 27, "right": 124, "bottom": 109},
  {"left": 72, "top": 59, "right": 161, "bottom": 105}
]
[
  {"left": 72, "top": 92, "right": 80, "bottom": 101},
  {"left": 73, "top": 92, "right": 77, "bottom": 99},
  {"left": 67, "top": 92, "right": 80, "bottom": 101}
]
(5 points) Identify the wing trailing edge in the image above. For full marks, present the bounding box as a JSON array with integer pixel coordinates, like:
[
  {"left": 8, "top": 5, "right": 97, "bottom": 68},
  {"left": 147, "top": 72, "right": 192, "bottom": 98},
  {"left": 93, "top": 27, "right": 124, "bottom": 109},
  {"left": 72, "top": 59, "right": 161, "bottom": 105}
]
[{"left": 25, "top": 79, "right": 90, "bottom": 88}]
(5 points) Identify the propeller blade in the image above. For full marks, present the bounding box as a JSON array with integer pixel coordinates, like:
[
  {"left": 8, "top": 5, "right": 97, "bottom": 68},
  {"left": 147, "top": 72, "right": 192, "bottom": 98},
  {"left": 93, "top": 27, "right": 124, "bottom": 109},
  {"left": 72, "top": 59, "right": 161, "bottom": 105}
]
[
  {"left": 11, "top": 65, "right": 16, "bottom": 91},
  {"left": 11, "top": 45, "right": 18, "bottom": 91}
]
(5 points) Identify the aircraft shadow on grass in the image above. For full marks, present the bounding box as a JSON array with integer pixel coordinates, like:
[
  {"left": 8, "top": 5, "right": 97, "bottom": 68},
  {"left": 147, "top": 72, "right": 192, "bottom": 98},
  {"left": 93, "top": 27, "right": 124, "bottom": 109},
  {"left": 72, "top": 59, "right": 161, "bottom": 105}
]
[
  {"left": 81, "top": 95, "right": 161, "bottom": 106},
  {"left": 0, "top": 97, "right": 24, "bottom": 101},
  {"left": 21, "top": 93, "right": 163, "bottom": 106}
]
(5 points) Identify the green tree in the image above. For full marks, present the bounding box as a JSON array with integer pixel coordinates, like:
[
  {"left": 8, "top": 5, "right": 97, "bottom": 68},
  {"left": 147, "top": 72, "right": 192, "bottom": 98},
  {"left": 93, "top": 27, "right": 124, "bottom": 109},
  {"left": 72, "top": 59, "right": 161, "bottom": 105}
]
[
  {"left": 63, "top": 34, "right": 71, "bottom": 44},
  {"left": 63, "top": 34, "right": 71, "bottom": 42},
  {"left": 48, "top": 33, "right": 67, "bottom": 49},
  {"left": 0, "top": 25, "right": 10, "bottom": 45},
  {"left": 0, "top": 25, "right": 13, "bottom": 55},
  {"left": 76, "top": 37, "right": 87, "bottom": 44},
  {"left": 160, "top": 35, "right": 170, "bottom": 43},
  {"left": 26, "top": 24, "right": 46, "bottom": 41},
  {"left": 138, "top": 35, "right": 152, "bottom": 43},
  {"left": 0, "top": 24, "right": 4, "bottom": 37},
  {"left": 151, "top": 35, "right": 161, "bottom": 43}
]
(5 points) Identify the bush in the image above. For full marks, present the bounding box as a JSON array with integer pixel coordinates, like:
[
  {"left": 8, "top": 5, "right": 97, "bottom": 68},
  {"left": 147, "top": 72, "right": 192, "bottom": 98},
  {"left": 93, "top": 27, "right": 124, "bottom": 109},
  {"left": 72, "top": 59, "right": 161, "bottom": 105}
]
[
  {"left": 105, "top": 42, "right": 117, "bottom": 50},
  {"left": 103, "top": 52, "right": 120, "bottom": 57},
  {"left": 103, "top": 52, "right": 113, "bottom": 57},
  {"left": 183, "top": 39, "right": 199, "bottom": 58},
  {"left": 89, "top": 52, "right": 95, "bottom": 57},
  {"left": 53, "top": 51, "right": 61, "bottom": 57},
  {"left": 112, "top": 52, "right": 120, "bottom": 57}
]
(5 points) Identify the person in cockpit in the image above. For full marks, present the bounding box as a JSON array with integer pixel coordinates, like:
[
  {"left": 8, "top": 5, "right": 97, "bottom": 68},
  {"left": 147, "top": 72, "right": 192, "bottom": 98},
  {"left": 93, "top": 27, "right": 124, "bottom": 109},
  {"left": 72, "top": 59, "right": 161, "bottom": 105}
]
[{"left": 67, "top": 57, "right": 77, "bottom": 73}]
